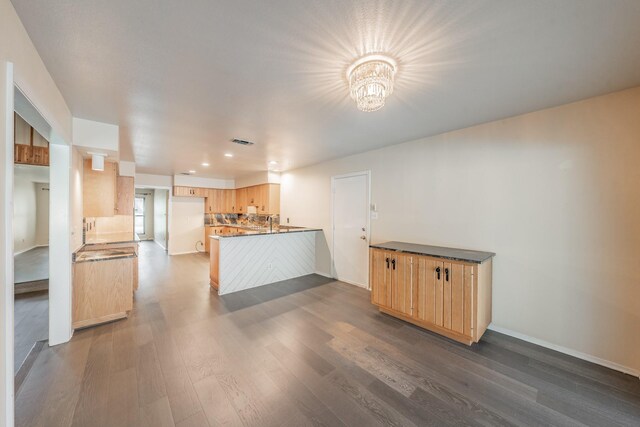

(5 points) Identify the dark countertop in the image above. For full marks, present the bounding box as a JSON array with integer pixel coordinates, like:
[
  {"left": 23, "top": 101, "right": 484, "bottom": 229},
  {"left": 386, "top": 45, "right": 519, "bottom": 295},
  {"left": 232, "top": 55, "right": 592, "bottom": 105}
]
[
  {"left": 210, "top": 227, "right": 321, "bottom": 239},
  {"left": 370, "top": 241, "right": 495, "bottom": 264}
]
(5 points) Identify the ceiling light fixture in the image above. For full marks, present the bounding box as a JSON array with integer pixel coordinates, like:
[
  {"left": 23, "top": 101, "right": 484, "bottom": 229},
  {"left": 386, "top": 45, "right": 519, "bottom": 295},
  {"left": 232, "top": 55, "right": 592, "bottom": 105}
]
[
  {"left": 89, "top": 153, "right": 106, "bottom": 171},
  {"left": 201, "top": 162, "right": 209, "bottom": 167},
  {"left": 189, "top": 170, "right": 196, "bottom": 174},
  {"left": 224, "top": 153, "right": 233, "bottom": 158},
  {"left": 269, "top": 161, "right": 278, "bottom": 165},
  {"left": 347, "top": 54, "right": 397, "bottom": 112}
]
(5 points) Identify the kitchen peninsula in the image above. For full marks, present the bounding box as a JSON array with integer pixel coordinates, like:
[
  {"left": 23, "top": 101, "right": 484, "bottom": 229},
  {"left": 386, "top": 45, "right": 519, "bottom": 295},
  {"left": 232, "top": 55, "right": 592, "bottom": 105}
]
[{"left": 209, "top": 226, "right": 321, "bottom": 295}]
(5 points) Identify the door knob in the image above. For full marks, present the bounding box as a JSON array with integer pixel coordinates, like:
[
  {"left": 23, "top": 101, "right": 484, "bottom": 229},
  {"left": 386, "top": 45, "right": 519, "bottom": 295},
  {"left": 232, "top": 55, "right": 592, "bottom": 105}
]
[{"left": 360, "top": 236, "right": 366, "bottom": 240}]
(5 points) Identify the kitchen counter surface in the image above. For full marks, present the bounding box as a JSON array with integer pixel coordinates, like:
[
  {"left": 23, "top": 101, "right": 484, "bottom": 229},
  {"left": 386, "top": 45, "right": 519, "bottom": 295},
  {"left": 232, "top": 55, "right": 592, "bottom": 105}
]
[
  {"left": 370, "top": 241, "right": 495, "bottom": 264},
  {"left": 209, "top": 225, "right": 322, "bottom": 239},
  {"left": 209, "top": 226, "right": 321, "bottom": 239},
  {"left": 85, "top": 232, "right": 140, "bottom": 245},
  {"left": 74, "top": 248, "right": 137, "bottom": 263}
]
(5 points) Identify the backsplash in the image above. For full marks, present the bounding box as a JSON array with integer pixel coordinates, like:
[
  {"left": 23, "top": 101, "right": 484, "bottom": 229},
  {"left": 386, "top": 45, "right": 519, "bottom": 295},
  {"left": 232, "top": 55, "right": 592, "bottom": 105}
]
[{"left": 205, "top": 213, "right": 280, "bottom": 228}]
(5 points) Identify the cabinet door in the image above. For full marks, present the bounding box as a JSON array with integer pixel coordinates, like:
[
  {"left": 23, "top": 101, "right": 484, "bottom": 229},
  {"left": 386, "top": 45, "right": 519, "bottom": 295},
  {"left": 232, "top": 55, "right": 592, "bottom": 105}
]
[
  {"left": 415, "top": 257, "right": 443, "bottom": 325},
  {"left": 258, "top": 184, "right": 269, "bottom": 213},
  {"left": 246, "top": 186, "right": 259, "bottom": 206},
  {"left": 115, "top": 176, "right": 134, "bottom": 215},
  {"left": 222, "top": 189, "right": 236, "bottom": 213},
  {"left": 391, "top": 253, "right": 413, "bottom": 316},
  {"left": 173, "top": 186, "right": 188, "bottom": 197},
  {"left": 370, "top": 249, "right": 392, "bottom": 308},
  {"left": 235, "top": 188, "right": 247, "bottom": 213},
  {"left": 443, "top": 262, "right": 474, "bottom": 336},
  {"left": 83, "top": 159, "right": 116, "bottom": 217}
]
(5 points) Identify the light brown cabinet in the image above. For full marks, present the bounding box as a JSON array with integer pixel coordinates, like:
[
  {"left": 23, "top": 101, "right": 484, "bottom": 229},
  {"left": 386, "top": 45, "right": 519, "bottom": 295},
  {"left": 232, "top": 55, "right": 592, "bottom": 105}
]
[
  {"left": 115, "top": 176, "right": 134, "bottom": 215},
  {"left": 14, "top": 113, "right": 49, "bottom": 166},
  {"left": 83, "top": 159, "right": 117, "bottom": 217},
  {"left": 235, "top": 187, "right": 248, "bottom": 213},
  {"left": 173, "top": 186, "right": 206, "bottom": 197},
  {"left": 370, "top": 248, "right": 492, "bottom": 345},
  {"left": 222, "top": 189, "right": 236, "bottom": 213}
]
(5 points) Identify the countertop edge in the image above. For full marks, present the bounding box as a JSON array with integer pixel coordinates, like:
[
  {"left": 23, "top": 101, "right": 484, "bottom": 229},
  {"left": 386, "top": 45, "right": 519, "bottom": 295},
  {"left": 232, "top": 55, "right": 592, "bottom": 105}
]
[
  {"left": 369, "top": 242, "right": 495, "bottom": 264},
  {"left": 210, "top": 228, "right": 321, "bottom": 239}
]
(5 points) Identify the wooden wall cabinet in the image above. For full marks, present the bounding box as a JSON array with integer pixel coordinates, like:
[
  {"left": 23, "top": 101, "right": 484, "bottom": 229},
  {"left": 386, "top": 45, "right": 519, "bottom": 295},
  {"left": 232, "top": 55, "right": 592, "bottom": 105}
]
[
  {"left": 173, "top": 186, "right": 206, "bottom": 197},
  {"left": 370, "top": 248, "right": 492, "bottom": 345},
  {"left": 83, "top": 159, "right": 117, "bottom": 217},
  {"left": 222, "top": 189, "right": 236, "bottom": 213},
  {"left": 235, "top": 187, "right": 248, "bottom": 213},
  {"left": 115, "top": 176, "right": 135, "bottom": 215},
  {"left": 14, "top": 113, "right": 49, "bottom": 166}
]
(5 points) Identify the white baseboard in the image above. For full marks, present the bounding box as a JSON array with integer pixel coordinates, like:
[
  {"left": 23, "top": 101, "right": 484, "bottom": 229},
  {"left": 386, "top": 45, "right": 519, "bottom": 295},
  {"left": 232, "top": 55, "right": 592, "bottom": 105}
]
[
  {"left": 13, "top": 245, "right": 36, "bottom": 256},
  {"left": 314, "top": 271, "right": 334, "bottom": 279},
  {"left": 153, "top": 240, "right": 167, "bottom": 250},
  {"left": 488, "top": 324, "right": 640, "bottom": 379},
  {"left": 169, "top": 250, "right": 199, "bottom": 256}
]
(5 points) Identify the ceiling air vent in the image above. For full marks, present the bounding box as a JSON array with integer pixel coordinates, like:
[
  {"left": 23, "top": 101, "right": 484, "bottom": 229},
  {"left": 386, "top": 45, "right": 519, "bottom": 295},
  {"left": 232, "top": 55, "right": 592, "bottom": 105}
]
[
  {"left": 179, "top": 172, "right": 193, "bottom": 175},
  {"left": 231, "top": 138, "right": 254, "bottom": 146}
]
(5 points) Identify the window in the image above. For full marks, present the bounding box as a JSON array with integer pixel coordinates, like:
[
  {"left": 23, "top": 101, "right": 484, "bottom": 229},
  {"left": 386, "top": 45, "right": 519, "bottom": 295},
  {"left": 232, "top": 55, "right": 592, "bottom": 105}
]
[{"left": 135, "top": 196, "right": 145, "bottom": 235}]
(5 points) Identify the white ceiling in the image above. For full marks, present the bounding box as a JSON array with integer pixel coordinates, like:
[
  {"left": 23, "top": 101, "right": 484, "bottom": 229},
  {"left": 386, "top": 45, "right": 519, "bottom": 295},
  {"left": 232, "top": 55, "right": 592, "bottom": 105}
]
[{"left": 11, "top": 0, "right": 640, "bottom": 179}]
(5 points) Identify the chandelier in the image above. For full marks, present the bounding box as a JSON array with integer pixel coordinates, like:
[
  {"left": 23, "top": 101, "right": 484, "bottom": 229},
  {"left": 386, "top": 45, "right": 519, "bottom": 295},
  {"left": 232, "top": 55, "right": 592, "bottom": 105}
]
[{"left": 347, "top": 54, "right": 397, "bottom": 112}]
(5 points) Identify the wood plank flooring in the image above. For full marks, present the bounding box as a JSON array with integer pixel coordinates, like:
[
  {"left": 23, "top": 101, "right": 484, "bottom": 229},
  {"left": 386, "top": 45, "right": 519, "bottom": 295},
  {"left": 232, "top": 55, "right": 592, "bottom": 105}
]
[
  {"left": 15, "top": 242, "right": 640, "bottom": 426},
  {"left": 14, "top": 290, "right": 48, "bottom": 373}
]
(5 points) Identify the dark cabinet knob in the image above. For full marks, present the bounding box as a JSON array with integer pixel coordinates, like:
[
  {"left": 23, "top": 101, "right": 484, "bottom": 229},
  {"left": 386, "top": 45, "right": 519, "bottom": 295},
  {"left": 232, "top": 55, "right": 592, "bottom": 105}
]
[
  {"left": 386, "top": 257, "right": 390, "bottom": 269},
  {"left": 435, "top": 267, "right": 441, "bottom": 280},
  {"left": 391, "top": 259, "right": 396, "bottom": 270},
  {"left": 445, "top": 268, "right": 449, "bottom": 282}
]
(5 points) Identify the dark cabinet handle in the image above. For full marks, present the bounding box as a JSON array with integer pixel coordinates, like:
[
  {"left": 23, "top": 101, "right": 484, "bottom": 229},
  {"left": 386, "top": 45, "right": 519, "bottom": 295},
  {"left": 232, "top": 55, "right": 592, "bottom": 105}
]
[
  {"left": 436, "top": 267, "right": 441, "bottom": 280},
  {"left": 445, "top": 268, "right": 449, "bottom": 282},
  {"left": 385, "top": 257, "right": 390, "bottom": 269},
  {"left": 391, "top": 259, "right": 396, "bottom": 270}
]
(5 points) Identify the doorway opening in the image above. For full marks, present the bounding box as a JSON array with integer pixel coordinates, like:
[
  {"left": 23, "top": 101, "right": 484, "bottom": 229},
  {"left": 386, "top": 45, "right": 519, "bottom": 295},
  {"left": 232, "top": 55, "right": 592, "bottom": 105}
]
[
  {"left": 331, "top": 171, "right": 371, "bottom": 288},
  {"left": 135, "top": 187, "right": 169, "bottom": 250},
  {"left": 12, "top": 102, "right": 51, "bottom": 379}
]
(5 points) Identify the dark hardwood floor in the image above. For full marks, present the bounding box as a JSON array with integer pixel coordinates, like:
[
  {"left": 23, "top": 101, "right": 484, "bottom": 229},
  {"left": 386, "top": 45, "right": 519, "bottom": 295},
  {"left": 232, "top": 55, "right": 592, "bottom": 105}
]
[{"left": 14, "top": 242, "right": 640, "bottom": 426}]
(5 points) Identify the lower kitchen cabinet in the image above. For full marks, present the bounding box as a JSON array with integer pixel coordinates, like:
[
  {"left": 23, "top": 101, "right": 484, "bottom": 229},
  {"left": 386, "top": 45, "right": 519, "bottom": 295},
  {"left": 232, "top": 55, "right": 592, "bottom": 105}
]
[{"left": 370, "top": 244, "right": 494, "bottom": 345}]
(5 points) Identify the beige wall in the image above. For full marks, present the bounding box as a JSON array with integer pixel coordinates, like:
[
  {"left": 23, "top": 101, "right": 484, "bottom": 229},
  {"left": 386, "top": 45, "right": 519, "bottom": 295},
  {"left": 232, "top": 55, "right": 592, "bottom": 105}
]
[
  {"left": 169, "top": 197, "right": 204, "bottom": 255},
  {"left": 71, "top": 148, "right": 83, "bottom": 251},
  {"left": 281, "top": 86, "right": 640, "bottom": 375},
  {"left": 154, "top": 189, "right": 169, "bottom": 249}
]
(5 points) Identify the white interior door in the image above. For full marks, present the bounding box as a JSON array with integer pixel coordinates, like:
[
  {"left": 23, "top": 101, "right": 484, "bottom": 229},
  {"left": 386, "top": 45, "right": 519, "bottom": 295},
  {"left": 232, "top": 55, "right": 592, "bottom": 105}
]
[{"left": 332, "top": 172, "right": 370, "bottom": 288}]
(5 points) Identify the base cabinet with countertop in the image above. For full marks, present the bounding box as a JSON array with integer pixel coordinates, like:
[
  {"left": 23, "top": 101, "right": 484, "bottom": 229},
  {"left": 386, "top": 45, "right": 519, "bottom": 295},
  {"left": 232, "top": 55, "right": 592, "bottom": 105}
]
[
  {"left": 72, "top": 241, "right": 139, "bottom": 329},
  {"left": 370, "top": 241, "right": 495, "bottom": 345}
]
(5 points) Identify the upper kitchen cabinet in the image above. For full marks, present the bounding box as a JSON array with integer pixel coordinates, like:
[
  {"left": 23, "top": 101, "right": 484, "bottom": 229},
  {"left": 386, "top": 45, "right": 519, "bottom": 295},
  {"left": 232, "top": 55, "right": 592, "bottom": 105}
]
[
  {"left": 115, "top": 176, "right": 135, "bottom": 215},
  {"left": 236, "top": 184, "right": 280, "bottom": 214},
  {"left": 174, "top": 186, "right": 206, "bottom": 197},
  {"left": 222, "top": 189, "right": 236, "bottom": 213},
  {"left": 235, "top": 187, "right": 248, "bottom": 213},
  {"left": 205, "top": 189, "right": 224, "bottom": 213},
  {"left": 83, "top": 158, "right": 117, "bottom": 217},
  {"left": 14, "top": 112, "right": 49, "bottom": 166}
]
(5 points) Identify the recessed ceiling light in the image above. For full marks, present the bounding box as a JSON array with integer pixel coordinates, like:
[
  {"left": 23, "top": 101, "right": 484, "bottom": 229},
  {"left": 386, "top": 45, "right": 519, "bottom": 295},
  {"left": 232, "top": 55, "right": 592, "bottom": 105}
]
[
  {"left": 224, "top": 153, "right": 233, "bottom": 158},
  {"left": 269, "top": 161, "right": 278, "bottom": 165},
  {"left": 201, "top": 162, "right": 209, "bottom": 167},
  {"left": 189, "top": 170, "right": 196, "bottom": 174}
]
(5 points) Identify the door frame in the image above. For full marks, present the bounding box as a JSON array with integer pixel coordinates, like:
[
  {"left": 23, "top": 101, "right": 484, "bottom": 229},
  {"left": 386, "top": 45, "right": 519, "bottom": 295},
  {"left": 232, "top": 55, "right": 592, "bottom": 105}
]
[{"left": 331, "top": 170, "right": 371, "bottom": 289}]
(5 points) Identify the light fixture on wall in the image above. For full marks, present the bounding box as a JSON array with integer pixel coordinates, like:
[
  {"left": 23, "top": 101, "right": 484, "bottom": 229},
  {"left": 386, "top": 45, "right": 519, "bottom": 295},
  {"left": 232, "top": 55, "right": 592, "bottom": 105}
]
[
  {"left": 347, "top": 54, "right": 397, "bottom": 112},
  {"left": 90, "top": 153, "right": 105, "bottom": 171}
]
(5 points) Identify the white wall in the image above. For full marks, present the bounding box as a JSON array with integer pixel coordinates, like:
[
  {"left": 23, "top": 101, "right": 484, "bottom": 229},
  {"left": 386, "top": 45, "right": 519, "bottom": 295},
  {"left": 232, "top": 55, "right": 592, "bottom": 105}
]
[
  {"left": 136, "top": 173, "right": 172, "bottom": 188},
  {"left": 72, "top": 117, "right": 118, "bottom": 156},
  {"left": 281, "top": 86, "right": 640, "bottom": 376},
  {"left": 12, "top": 176, "right": 36, "bottom": 254},
  {"left": 154, "top": 189, "right": 168, "bottom": 249},
  {"left": 1, "top": 0, "right": 75, "bottom": 421},
  {"left": 168, "top": 197, "right": 204, "bottom": 255},
  {"left": 71, "top": 148, "right": 83, "bottom": 251},
  {"left": 235, "top": 171, "right": 281, "bottom": 188},
  {"left": 34, "top": 183, "right": 48, "bottom": 246},
  {"left": 173, "top": 174, "right": 234, "bottom": 189}
]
